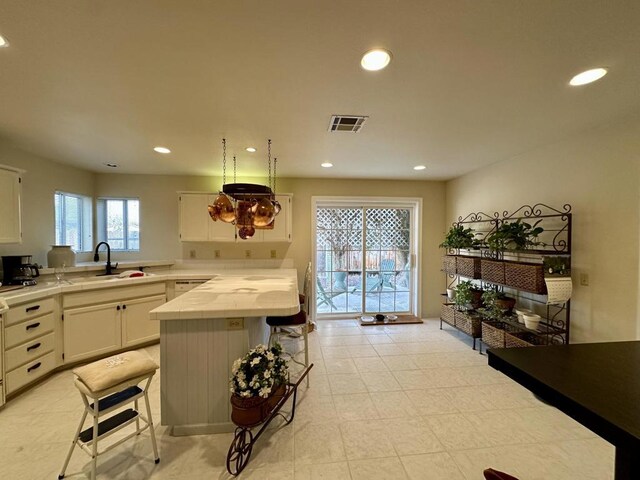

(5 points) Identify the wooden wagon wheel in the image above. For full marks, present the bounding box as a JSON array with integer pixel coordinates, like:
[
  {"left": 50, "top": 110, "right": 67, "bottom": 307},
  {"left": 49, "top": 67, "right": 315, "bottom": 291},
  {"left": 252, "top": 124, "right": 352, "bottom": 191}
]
[{"left": 226, "top": 427, "right": 254, "bottom": 476}]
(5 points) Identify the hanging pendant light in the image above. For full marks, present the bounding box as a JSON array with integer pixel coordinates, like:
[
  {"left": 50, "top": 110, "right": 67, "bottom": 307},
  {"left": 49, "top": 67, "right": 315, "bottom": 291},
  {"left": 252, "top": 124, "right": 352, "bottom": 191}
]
[{"left": 207, "top": 138, "right": 281, "bottom": 239}]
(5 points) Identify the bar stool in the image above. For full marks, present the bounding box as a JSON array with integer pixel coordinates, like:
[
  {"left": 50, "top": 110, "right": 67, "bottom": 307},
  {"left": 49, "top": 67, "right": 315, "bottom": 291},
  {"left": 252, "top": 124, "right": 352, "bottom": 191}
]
[
  {"left": 266, "top": 263, "right": 311, "bottom": 384},
  {"left": 58, "top": 351, "right": 160, "bottom": 480}
]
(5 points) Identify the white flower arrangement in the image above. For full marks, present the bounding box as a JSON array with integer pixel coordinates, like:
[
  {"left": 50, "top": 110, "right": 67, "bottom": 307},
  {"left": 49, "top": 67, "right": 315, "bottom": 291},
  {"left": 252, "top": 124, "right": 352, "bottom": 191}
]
[{"left": 230, "top": 343, "right": 288, "bottom": 399}]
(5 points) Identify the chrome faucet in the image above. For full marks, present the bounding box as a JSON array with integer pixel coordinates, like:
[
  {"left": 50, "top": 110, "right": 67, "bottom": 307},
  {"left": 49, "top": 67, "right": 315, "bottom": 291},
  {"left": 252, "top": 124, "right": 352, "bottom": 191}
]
[{"left": 94, "top": 242, "right": 118, "bottom": 275}]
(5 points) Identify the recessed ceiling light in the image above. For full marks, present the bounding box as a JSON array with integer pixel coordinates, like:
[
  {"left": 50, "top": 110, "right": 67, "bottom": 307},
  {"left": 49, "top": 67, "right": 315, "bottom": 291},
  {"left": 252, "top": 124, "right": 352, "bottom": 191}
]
[
  {"left": 103, "top": 163, "right": 118, "bottom": 168},
  {"left": 245, "top": 147, "right": 256, "bottom": 153},
  {"left": 361, "top": 49, "right": 392, "bottom": 71},
  {"left": 153, "top": 146, "right": 171, "bottom": 154},
  {"left": 413, "top": 165, "right": 426, "bottom": 171},
  {"left": 321, "top": 162, "right": 333, "bottom": 168},
  {"left": 569, "top": 68, "right": 608, "bottom": 86},
  {"left": 0, "top": 35, "right": 9, "bottom": 48}
]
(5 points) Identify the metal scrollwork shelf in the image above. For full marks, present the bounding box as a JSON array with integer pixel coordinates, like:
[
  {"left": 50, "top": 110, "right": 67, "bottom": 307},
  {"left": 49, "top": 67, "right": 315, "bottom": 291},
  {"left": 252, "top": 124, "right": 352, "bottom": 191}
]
[{"left": 441, "top": 203, "right": 572, "bottom": 351}]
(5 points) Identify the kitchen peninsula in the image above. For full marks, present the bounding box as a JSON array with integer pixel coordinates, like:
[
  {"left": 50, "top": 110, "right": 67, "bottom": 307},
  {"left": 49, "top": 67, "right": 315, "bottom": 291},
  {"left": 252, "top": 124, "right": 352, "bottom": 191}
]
[{"left": 150, "top": 268, "right": 300, "bottom": 436}]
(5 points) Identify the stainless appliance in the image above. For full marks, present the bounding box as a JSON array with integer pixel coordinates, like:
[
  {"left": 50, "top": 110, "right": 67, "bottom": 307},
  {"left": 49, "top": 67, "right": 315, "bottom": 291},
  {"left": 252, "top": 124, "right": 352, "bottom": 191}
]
[{"left": 1, "top": 255, "right": 40, "bottom": 286}]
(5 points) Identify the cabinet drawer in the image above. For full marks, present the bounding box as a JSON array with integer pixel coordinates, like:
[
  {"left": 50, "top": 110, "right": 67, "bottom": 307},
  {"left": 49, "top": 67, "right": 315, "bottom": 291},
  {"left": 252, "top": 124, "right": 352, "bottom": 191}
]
[
  {"left": 5, "top": 332, "right": 55, "bottom": 371},
  {"left": 5, "top": 297, "right": 55, "bottom": 326},
  {"left": 6, "top": 351, "right": 56, "bottom": 394},
  {"left": 5, "top": 312, "right": 55, "bottom": 349}
]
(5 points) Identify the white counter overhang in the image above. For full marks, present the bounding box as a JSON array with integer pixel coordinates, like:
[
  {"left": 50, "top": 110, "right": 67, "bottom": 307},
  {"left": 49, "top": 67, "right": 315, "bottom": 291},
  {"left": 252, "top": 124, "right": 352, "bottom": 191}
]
[{"left": 150, "top": 268, "right": 300, "bottom": 320}]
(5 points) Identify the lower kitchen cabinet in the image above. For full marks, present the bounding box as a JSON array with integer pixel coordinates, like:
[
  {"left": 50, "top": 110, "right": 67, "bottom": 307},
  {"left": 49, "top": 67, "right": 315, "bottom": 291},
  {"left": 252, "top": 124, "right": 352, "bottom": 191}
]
[
  {"left": 63, "top": 282, "right": 166, "bottom": 364},
  {"left": 63, "top": 301, "right": 122, "bottom": 364},
  {"left": 122, "top": 294, "right": 164, "bottom": 347}
]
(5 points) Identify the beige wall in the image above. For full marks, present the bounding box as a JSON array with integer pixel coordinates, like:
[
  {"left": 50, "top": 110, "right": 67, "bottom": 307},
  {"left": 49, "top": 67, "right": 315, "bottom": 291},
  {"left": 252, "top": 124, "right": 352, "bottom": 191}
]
[
  {"left": 446, "top": 113, "right": 640, "bottom": 343},
  {"left": 0, "top": 139, "right": 95, "bottom": 266},
  {"left": 95, "top": 175, "right": 447, "bottom": 317}
]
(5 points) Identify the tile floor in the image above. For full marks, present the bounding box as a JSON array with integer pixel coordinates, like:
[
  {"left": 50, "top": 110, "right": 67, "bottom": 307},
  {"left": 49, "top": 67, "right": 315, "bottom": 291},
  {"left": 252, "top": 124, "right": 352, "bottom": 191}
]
[{"left": 0, "top": 318, "right": 614, "bottom": 479}]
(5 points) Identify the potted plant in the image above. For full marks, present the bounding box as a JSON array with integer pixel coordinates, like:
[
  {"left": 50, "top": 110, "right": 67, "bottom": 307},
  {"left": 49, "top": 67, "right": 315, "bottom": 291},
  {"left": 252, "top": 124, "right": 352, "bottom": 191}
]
[
  {"left": 440, "top": 224, "right": 480, "bottom": 250},
  {"left": 229, "top": 343, "right": 289, "bottom": 427},
  {"left": 454, "top": 280, "right": 483, "bottom": 310},
  {"left": 485, "top": 219, "right": 544, "bottom": 251},
  {"left": 481, "top": 288, "right": 516, "bottom": 317}
]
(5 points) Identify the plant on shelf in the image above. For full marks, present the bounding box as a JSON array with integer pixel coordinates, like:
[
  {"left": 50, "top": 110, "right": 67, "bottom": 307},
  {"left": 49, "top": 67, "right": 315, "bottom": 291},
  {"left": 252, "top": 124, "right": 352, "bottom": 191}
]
[
  {"left": 481, "top": 288, "right": 516, "bottom": 319},
  {"left": 454, "top": 280, "right": 483, "bottom": 310},
  {"left": 439, "top": 224, "right": 480, "bottom": 250},
  {"left": 543, "top": 256, "right": 570, "bottom": 275},
  {"left": 485, "top": 219, "right": 544, "bottom": 251}
]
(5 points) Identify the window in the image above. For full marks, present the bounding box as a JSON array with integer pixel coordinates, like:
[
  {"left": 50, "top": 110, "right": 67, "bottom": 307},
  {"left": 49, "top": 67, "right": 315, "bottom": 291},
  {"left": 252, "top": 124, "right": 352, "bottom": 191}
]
[
  {"left": 54, "top": 192, "right": 92, "bottom": 252},
  {"left": 97, "top": 198, "right": 140, "bottom": 251}
]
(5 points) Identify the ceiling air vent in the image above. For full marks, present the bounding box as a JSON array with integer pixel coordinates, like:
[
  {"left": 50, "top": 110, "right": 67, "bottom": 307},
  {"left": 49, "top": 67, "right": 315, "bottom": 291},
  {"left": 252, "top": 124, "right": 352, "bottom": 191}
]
[{"left": 329, "top": 115, "right": 369, "bottom": 133}]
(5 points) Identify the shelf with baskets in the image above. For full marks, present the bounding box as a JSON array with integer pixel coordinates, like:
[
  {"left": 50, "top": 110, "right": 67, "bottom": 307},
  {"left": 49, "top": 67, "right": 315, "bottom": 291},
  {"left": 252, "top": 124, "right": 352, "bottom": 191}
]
[{"left": 440, "top": 203, "right": 572, "bottom": 350}]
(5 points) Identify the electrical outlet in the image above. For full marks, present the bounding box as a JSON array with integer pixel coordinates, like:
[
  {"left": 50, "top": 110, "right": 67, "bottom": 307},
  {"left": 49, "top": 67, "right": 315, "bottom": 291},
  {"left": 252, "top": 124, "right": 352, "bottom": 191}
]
[
  {"left": 228, "top": 318, "right": 244, "bottom": 330},
  {"left": 270, "top": 250, "right": 277, "bottom": 259},
  {"left": 189, "top": 249, "right": 196, "bottom": 259},
  {"left": 245, "top": 250, "right": 251, "bottom": 258},
  {"left": 214, "top": 250, "right": 221, "bottom": 258},
  {"left": 580, "top": 273, "right": 589, "bottom": 286}
]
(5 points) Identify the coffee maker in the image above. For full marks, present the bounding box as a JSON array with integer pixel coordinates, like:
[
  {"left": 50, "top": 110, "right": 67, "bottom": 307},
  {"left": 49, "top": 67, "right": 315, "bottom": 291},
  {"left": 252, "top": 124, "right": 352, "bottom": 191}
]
[{"left": 1, "top": 255, "right": 40, "bottom": 286}]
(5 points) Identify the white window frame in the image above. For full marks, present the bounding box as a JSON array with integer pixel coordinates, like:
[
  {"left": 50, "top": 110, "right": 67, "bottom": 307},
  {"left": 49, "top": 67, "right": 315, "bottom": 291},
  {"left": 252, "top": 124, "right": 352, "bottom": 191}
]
[
  {"left": 54, "top": 191, "right": 93, "bottom": 252},
  {"left": 97, "top": 197, "right": 140, "bottom": 252},
  {"left": 311, "top": 196, "right": 422, "bottom": 320}
]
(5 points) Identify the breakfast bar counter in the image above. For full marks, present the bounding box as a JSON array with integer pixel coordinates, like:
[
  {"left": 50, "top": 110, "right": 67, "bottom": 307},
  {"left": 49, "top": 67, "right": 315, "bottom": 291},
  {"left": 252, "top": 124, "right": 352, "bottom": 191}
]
[{"left": 151, "top": 268, "right": 299, "bottom": 435}]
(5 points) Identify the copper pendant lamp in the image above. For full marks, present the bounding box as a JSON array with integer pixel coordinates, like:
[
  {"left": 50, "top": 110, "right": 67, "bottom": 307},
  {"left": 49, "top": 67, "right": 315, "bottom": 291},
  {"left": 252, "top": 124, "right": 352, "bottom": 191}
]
[{"left": 208, "top": 139, "right": 281, "bottom": 239}]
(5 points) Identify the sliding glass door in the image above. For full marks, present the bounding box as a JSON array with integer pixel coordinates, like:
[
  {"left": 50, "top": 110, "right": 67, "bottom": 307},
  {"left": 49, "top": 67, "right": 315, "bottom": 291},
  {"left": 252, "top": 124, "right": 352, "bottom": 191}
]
[{"left": 314, "top": 198, "right": 419, "bottom": 317}]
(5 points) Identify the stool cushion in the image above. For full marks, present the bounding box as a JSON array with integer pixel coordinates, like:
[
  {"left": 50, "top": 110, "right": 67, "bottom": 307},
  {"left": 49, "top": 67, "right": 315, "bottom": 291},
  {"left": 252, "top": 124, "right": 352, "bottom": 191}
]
[
  {"left": 73, "top": 351, "right": 158, "bottom": 393},
  {"left": 266, "top": 310, "right": 307, "bottom": 327}
]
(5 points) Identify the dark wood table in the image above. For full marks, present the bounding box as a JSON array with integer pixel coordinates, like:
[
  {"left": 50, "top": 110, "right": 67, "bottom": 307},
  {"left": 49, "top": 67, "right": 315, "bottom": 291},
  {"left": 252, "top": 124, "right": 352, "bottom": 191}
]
[{"left": 488, "top": 341, "right": 640, "bottom": 480}]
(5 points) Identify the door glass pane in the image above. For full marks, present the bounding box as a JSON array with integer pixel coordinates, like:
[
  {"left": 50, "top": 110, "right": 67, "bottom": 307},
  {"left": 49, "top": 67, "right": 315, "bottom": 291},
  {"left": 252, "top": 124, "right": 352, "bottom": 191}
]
[{"left": 316, "top": 206, "right": 413, "bottom": 316}]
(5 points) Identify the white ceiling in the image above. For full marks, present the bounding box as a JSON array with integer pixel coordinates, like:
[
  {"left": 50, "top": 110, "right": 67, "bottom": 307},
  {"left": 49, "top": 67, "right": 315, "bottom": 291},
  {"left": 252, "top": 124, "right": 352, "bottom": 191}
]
[{"left": 0, "top": 1, "right": 639, "bottom": 180}]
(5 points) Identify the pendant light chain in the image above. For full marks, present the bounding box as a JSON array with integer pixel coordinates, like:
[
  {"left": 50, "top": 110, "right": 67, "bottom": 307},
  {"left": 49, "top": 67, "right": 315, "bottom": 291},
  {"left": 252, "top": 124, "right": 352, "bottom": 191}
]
[
  {"left": 273, "top": 157, "right": 277, "bottom": 194},
  {"left": 268, "top": 139, "right": 272, "bottom": 190},
  {"left": 222, "top": 138, "right": 227, "bottom": 185},
  {"left": 233, "top": 155, "right": 237, "bottom": 183}
]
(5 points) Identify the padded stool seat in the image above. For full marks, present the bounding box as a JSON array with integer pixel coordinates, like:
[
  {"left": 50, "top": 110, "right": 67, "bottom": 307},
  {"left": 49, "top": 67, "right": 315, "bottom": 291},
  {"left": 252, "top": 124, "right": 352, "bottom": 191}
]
[
  {"left": 58, "top": 351, "right": 160, "bottom": 480},
  {"left": 266, "top": 309, "right": 307, "bottom": 327}
]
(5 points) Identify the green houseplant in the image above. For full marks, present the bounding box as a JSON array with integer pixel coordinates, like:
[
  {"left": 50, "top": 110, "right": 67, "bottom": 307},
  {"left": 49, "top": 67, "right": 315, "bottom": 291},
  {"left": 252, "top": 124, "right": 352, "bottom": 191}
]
[
  {"left": 454, "top": 280, "right": 483, "bottom": 310},
  {"left": 440, "top": 224, "right": 480, "bottom": 249},
  {"left": 481, "top": 289, "right": 516, "bottom": 319},
  {"left": 485, "top": 219, "right": 544, "bottom": 251}
]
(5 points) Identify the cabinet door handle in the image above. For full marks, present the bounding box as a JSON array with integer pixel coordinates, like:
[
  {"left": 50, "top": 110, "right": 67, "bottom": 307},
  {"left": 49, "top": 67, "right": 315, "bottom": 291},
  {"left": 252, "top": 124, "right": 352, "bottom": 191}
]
[
  {"left": 117, "top": 305, "right": 121, "bottom": 311},
  {"left": 27, "top": 342, "right": 42, "bottom": 352},
  {"left": 26, "top": 322, "right": 41, "bottom": 331},
  {"left": 27, "top": 362, "right": 42, "bottom": 373},
  {"left": 26, "top": 305, "right": 41, "bottom": 313},
  {"left": 122, "top": 304, "right": 127, "bottom": 310}
]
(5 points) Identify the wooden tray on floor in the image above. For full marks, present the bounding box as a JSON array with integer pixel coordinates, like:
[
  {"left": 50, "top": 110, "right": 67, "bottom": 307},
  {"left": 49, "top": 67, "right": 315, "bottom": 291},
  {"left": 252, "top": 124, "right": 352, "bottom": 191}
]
[{"left": 359, "top": 314, "right": 423, "bottom": 326}]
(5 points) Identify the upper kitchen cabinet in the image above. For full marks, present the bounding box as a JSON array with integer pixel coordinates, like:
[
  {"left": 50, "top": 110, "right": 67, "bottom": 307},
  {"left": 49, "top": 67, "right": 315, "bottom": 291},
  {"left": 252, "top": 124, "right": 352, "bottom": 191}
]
[
  {"left": 0, "top": 166, "right": 23, "bottom": 244},
  {"left": 178, "top": 192, "right": 292, "bottom": 243}
]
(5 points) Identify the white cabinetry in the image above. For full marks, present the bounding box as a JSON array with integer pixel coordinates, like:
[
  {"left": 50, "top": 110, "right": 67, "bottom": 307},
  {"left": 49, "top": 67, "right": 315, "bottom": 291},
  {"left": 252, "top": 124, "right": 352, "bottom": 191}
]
[
  {"left": 63, "top": 283, "right": 165, "bottom": 364},
  {"left": 122, "top": 295, "right": 165, "bottom": 347},
  {"left": 0, "top": 166, "right": 22, "bottom": 244},
  {"left": 3, "top": 296, "right": 59, "bottom": 395},
  {"left": 178, "top": 192, "right": 292, "bottom": 243}
]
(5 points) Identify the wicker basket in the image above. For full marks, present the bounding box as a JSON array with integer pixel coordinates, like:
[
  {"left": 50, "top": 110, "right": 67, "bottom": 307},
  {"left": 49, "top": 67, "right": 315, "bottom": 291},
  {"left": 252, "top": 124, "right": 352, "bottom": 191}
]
[
  {"left": 504, "top": 261, "right": 546, "bottom": 294},
  {"left": 505, "top": 331, "right": 546, "bottom": 348},
  {"left": 440, "top": 303, "right": 456, "bottom": 327},
  {"left": 481, "top": 321, "right": 518, "bottom": 349},
  {"left": 441, "top": 255, "right": 457, "bottom": 275},
  {"left": 454, "top": 310, "right": 482, "bottom": 338},
  {"left": 456, "top": 256, "right": 481, "bottom": 279},
  {"left": 480, "top": 259, "right": 505, "bottom": 284}
]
